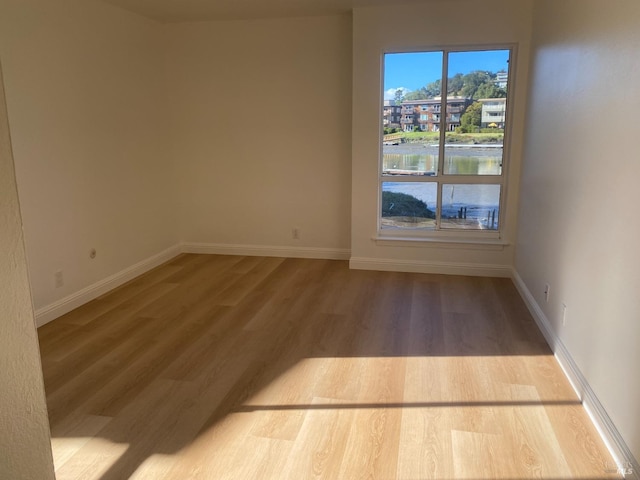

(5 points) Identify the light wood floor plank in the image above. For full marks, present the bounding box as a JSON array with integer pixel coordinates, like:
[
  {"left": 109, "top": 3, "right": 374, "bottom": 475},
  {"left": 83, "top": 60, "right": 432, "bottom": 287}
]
[
  {"left": 38, "top": 255, "right": 622, "bottom": 480},
  {"left": 280, "top": 397, "right": 353, "bottom": 480}
]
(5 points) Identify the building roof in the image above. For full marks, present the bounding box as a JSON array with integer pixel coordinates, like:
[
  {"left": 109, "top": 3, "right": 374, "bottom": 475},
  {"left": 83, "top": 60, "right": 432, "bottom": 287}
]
[
  {"left": 477, "top": 97, "right": 507, "bottom": 103},
  {"left": 401, "top": 97, "right": 470, "bottom": 106}
]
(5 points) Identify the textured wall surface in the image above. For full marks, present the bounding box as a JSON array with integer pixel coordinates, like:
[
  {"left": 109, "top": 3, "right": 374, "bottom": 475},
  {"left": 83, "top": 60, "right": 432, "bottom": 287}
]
[
  {"left": 517, "top": 0, "right": 640, "bottom": 461},
  {"left": 0, "top": 62, "right": 55, "bottom": 480}
]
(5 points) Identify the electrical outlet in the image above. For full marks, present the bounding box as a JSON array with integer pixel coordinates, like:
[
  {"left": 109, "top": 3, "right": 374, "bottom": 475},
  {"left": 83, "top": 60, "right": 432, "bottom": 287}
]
[
  {"left": 562, "top": 303, "right": 567, "bottom": 326},
  {"left": 544, "top": 283, "right": 550, "bottom": 303},
  {"left": 54, "top": 271, "right": 64, "bottom": 289},
  {"left": 292, "top": 228, "right": 300, "bottom": 240}
]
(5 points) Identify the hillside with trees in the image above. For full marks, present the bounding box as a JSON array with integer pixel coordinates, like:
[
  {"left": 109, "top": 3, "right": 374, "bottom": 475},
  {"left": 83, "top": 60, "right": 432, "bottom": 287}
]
[{"left": 399, "top": 70, "right": 507, "bottom": 102}]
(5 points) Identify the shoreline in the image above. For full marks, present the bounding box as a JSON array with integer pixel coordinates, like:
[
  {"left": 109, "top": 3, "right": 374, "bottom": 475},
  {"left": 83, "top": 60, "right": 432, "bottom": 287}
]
[{"left": 384, "top": 142, "right": 503, "bottom": 158}]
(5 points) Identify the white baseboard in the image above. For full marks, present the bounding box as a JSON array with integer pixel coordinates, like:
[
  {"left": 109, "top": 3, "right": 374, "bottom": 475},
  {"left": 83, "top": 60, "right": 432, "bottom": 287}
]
[
  {"left": 181, "top": 242, "right": 351, "bottom": 261},
  {"left": 512, "top": 269, "right": 639, "bottom": 480},
  {"left": 350, "top": 256, "right": 512, "bottom": 277},
  {"left": 34, "top": 244, "right": 182, "bottom": 327}
]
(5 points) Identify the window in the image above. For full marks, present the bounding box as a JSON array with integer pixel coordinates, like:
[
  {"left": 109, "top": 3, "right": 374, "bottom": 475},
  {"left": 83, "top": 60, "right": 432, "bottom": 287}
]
[{"left": 381, "top": 47, "right": 511, "bottom": 236}]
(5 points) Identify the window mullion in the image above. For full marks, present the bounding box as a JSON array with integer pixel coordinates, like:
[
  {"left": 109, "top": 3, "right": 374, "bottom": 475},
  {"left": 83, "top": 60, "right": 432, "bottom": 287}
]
[
  {"left": 435, "top": 51, "right": 449, "bottom": 229},
  {"left": 439, "top": 50, "right": 448, "bottom": 177}
]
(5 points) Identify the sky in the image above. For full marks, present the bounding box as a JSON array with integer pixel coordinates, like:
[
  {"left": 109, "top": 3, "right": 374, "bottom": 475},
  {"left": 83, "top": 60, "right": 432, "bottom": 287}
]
[{"left": 384, "top": 49, "right": 509, "bottom": 100}]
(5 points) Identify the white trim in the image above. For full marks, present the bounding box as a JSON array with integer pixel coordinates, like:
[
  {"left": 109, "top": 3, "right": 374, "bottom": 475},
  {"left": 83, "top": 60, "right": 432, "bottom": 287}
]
[
  {"left": 181, "top": 242, "right": 351, "bottom": 261},
  {"left": 373, "top": 235, "right": 508, "bottom": 250},
  {"left": 350, "top": 256, "right": 511, "bottom": 277},
  {"left": 512, "top": 268, "right": 640, "bottom": 480},
  {"left": 35, "top": 244, "right": 181, "bottom": 327},
  {"left": 379, "top": 44, "right": 517, "bottom": 238}
]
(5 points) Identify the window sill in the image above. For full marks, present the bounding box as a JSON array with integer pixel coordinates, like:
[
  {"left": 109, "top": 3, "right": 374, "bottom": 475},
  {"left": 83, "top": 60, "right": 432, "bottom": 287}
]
[{"left": 373, "top": 234, "right": 509, "bottom": 250}]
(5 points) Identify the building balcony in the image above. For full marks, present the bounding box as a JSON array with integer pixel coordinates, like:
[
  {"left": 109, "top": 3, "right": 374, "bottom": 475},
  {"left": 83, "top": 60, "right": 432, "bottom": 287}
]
[
  {"left": 482, "top": 105, "right": 506, "bottom": 112},
  {"left": 482, "top": 115, "right": 506, "bottom": 122}
]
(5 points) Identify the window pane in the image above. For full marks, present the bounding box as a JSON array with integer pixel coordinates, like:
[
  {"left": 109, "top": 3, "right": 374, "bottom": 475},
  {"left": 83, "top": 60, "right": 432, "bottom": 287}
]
[
  {"left": 441, "top": 184, "right": 500, "bottom": 230},
  {"left": 442, "top": 149, "right": 502, "bottom": 175},
  {"left": 382, "top": 144, "right": 437, "bottom": 176},
  {"left": 382, "top": 51, "right": 444, "bottom": 175},
  {"left": 381, "top": 182, "right": 437, "bottom": 230},
  {"left": 444, "top": 50, "right": 509, "bottom": 175}
]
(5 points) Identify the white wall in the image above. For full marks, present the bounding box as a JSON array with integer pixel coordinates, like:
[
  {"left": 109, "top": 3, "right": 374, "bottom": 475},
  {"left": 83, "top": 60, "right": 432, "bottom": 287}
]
[
  {"left": 0, "top": 61, "right": 55, "bottom": 480},
  {"left": 0, "top": 4, "right": 353, "bottom": 320},
  {"left": 1, "top": 0, "right": 638, "bottom": 470},
  {"left": 517, "top": 0, "right": 640, "bottom": 462},
  {"left": 166, "top": 15, "right": 352, "bottom": 255},
  {"left": 351, "top": 0, "right": 533, "bottom": 275},
  {"left": 0, "top": 0, "right": 178, "bottom": 314}
]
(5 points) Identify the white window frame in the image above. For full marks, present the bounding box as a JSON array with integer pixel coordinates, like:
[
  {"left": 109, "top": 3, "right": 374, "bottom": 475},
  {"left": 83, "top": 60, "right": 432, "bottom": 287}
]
[{"left": 378, "top": 44, "right": 516, "bottom": 243}]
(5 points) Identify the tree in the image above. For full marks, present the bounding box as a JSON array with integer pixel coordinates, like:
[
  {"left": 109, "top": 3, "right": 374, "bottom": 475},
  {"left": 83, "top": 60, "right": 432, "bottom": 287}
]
[
  {"left": 458, "top": 101, "right": 483, "bottom": 133},
  {"left": 403, "top": 79, "right": 442, "bottom": 101},
  {"left": 474, "top": 82, "right": 506, "bottom": 100},
  {"left": 404, "top": 69, "right": 505, "bottom": 104},
  {"left": 404, "top": 88, "right": 429, "bottom": 101},
  {"left": 424, "top": 79, "right": 442, "bottom": 98},
  {"left": 393, "top": 88, "right": 405, "bottom": 105},
  {"left": 460, "top": 71, "right": 494, "bottom": 99},
  {"left": 447, "top": 73, "right": 464, "bottom": 95}
]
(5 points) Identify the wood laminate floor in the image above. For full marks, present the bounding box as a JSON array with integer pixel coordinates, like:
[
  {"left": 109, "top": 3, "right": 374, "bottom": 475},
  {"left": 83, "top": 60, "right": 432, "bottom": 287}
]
[{"left": 38, "top": 254, "right": 620, "bottom": 480}]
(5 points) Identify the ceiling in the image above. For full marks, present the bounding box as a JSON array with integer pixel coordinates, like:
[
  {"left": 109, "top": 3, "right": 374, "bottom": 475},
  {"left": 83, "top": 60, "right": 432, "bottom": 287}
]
[{"left": 99, "top": 0, "right": 445, "bottom": 23}]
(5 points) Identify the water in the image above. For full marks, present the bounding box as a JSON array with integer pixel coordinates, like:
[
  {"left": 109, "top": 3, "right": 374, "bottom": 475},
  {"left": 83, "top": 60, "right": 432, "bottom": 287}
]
[
  {"left": 382, "top": 145, "right": 502, "bottom": 176},
  {"left": 382, "top": 144, "right": 502, "bottom": 229},
  {"left": 382, "top": 182, "right": 500, "bottom": 229}
]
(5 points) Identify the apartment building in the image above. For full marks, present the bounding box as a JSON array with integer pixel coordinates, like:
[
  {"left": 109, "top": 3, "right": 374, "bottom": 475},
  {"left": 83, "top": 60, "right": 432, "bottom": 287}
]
[
  {"left": 495, "top": 70, "right": 509, "bottom": 88},
  {"left": 382, "top": 100, "right": 402, "bottom": 129},
  {"left": 479, "top": 97, "right": 507, "bottom": 128},
  {"left": 400, "top": 97, "right": 473, "bottom": 132}
]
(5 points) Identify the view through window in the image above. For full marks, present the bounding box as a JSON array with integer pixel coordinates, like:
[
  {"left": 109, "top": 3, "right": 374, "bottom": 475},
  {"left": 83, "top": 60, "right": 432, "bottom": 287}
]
[{"left": 381, "top": 48, "right": 511, "bottom": 234}]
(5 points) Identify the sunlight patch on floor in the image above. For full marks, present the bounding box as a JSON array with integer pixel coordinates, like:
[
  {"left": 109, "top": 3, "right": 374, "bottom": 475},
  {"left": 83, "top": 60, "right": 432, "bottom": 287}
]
[
  {"left": 52, "top": 437, "right": 129, "bottom": 480},
  {"left": 128, "top": 453, "right": 179, "bottom": 480}
]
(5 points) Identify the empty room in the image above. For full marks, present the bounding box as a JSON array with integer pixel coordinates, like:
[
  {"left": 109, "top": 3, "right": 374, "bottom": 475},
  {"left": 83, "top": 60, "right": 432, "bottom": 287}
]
[{"left": 1, "top": 0, "right": 639, "bottom": 479}]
